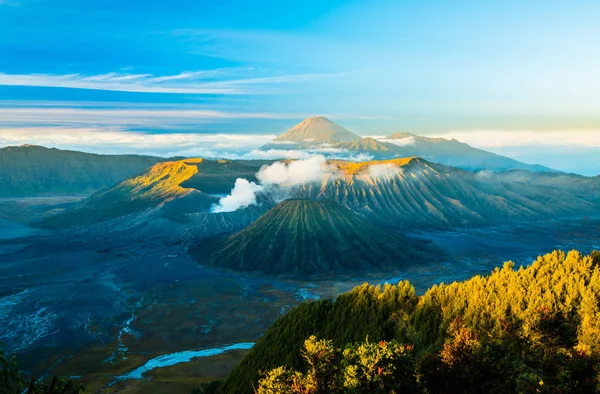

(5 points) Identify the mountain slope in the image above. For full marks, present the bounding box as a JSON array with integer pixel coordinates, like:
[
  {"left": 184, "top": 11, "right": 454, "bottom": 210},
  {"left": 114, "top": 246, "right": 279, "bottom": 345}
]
[
  {"left": 332, "top": 137, "right": 394, "bottom": 154},
  {"left": 42, "top": 156, "right": 600, "bottom": 233},
  {"left": 0, "top": 145, "right": 164, "bottom": 197},
  {"left": 37, "top": 158, "right": 260, "bottom": 228},
  {"left": 193, "top": 199, "right": 434, "bottom": 275},
  {"left": 379, "top": 133, "right": 556, "bottom": 172},
  {"left": 293, "top": 158, "right": 598, "bottom": 229}
]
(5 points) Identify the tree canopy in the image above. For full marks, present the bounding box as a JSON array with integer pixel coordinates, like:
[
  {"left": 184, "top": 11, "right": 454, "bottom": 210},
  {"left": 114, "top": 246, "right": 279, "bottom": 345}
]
[{"left": 211, "top": 250, "right": 600, "bottom": 393}]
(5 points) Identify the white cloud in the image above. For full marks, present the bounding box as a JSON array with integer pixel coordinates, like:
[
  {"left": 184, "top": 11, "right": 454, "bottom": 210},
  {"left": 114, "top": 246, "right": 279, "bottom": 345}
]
[
  {"left": 367, "top": 163, "right": 403, "bottom": 178},
  {"left": 0, "top": 107, "right": 304, "bottom": 126},
  {"left": 0, "top": 70, "right": 349, "bottom": 95},
  {"left": 211, "top": 178, "right": 264, "bottom": 213},
  {"left": 378, "top": 137, "right": 416, "bottom": 146},
  {"left": 430, "top": 130, "right": 600, "bottom": 148},
  {"left": 257, "top": 155, "right": 327, "bottom": 187},
  {"left": 213, "top": 156, "right": 329, "bottom": 212},
  {"left": 424, "top": 130, "right": 600, "bottom": 176},
  {"left": 243, "top": 149, "right": 314, "bottom": 160},
  {"left": 0, "top": 127, "right": 377, "bottom": 162},
  {"left": 0, "top": 127, "right": 276, "bottom": 157}
]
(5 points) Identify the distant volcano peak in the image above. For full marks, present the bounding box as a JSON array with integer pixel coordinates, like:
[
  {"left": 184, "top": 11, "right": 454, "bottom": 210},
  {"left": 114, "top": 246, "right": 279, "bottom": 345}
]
[
  {"left": 273, "top": 116, "right": 360, "bottom": 144},
  {"left": 301, "top": 115, "right": 332, "bottom": 123}
]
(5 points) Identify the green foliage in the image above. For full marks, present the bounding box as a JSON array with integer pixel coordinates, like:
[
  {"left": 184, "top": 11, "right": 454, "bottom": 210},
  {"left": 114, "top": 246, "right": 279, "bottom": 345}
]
[
  {"left": 1, "top": 344, "right": 24, "bottom": 394},
  {"left": 221, "top": 249, "right": 600, "bottom": 393},
  {"left": 220, "top": 281, "right": 418, "bottom": 394},
  {"left": 0, "top": 344, "right": 84, "bottom": 394},
  {"left": 256, "top": 336, "right": 414, "bottom": 394},
  {"left": 341, "top": 338, "right": 415, "bottom": 393},
  {"left": 26, "top": 377, "right": 85, "bottom": 394}
]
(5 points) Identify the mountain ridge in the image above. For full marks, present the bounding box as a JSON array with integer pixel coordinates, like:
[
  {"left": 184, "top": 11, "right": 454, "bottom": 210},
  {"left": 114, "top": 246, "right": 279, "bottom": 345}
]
[
  {"left": 0, "top": 144, "right": 165, "bottom": 197},
  {"left": 260, "top": 117, "right": 558, "bottom": 173},
  {"left": 39, "top": 156, "right": 600, "bottom": 233}
]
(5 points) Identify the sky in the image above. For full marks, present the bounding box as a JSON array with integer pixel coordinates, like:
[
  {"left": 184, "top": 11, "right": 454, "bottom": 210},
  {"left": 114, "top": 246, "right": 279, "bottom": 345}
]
[{"left": 1, "top": 0, "right": 599, "bottom": 174}]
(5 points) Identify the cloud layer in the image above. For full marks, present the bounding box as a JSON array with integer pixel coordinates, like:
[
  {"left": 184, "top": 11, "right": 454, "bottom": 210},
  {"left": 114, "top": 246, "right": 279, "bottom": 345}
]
[
  {"left": 0, "top": 127, "right": 276, "bottom": 157},
  {"left": 256, "top": 155, "right": 327, "bottom": 187},
  {"left": 432, "top": 130, "right": 600, "bottom": 148},
  {"left": 0, "top": 70, "right": 349, "bottom": 95}
]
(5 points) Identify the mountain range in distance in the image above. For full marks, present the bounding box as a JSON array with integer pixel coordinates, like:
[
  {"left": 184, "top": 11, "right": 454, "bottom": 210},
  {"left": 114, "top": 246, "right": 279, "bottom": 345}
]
[
  {"left": 0, "top": 115, "right": 563, "bottom": 198},
  {"left": 27, "top": 151, "right": 600, "bottom": 279},
  {"left": 260, "top": 116, "right": 555, "bottom": 173},
  {"left": 38, "top": 156, "right": 600, "bottom": 233},
  {"left": 3, "top": 116, "right": 599, "bottom": 279}
]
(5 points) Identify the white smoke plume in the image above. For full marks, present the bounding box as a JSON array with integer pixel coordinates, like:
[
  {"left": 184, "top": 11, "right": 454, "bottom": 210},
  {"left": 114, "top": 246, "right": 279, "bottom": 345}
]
[
  {"left": 211, "top": 178, "right": 264, "bottom": 213},
  {"left": 367, "top": 163, "right": 404, "bottom": 178},
  {"left": 211, "top": 155, "right": 328, "bottom": 212},
  {"left": 257, "top": 155, "right": 327, "bottom": 187}
]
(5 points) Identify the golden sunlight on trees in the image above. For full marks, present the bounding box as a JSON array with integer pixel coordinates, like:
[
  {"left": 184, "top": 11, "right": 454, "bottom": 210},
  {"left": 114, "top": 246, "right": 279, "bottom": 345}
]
[{"left": 244, "top": 250, "right": 600, "bottom": 394}]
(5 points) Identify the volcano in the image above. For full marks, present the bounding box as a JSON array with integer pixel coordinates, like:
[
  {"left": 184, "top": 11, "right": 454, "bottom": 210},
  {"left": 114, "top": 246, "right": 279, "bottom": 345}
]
[{"left": 193, "top": 199, "right": 434, "bottom": 276}]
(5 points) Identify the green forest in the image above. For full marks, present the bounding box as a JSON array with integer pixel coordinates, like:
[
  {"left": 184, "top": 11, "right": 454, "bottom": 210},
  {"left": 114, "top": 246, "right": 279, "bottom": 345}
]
[{"left": 206, "top": 249, "right": 600, "bottom": 393}]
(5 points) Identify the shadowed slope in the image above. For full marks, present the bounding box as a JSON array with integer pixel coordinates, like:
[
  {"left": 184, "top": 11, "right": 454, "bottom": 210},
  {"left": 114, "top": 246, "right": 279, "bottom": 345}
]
[
  {"left": 193, "top": 199, "right": 434, "bottom": 276},
  {"left": 0, "top": 145, "right": 164, "bottom": 197}
]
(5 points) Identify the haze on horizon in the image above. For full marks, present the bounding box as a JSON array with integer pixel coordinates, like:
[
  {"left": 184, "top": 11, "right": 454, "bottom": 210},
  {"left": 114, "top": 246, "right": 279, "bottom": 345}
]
[{"left": 1, "top": 0, "right": 599, "bottom": 175}]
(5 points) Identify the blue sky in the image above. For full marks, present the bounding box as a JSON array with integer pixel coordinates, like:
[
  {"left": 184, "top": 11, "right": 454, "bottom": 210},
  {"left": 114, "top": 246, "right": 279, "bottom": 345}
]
[{"left": 1, "top": 0, "right": 599, "bottom": 174}]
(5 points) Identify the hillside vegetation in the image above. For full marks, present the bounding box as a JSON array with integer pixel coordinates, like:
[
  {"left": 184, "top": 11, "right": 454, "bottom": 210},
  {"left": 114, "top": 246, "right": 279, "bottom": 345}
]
[{"left": 212, "top": 249, "right": 600, "bottom": 393}]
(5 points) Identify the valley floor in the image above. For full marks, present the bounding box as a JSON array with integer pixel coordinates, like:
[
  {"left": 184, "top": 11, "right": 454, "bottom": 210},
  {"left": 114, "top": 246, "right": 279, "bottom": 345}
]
[{"left": 1, "top": 199, "right": 599, "bottom": 393}]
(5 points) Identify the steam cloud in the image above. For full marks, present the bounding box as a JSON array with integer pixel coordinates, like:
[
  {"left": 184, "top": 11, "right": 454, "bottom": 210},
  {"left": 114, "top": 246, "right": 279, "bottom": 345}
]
[
  {"left": 211, "top": 156, "right": 327, "bottom": 213},
  {"left": 257, "top": 155, "right": 326, "bottom": 187},
  {"left": 211, "top": 178, "right": 264, "bottom": 213},
  {"left": 367, "top": 163, "right": 404, "bottom": 178}
]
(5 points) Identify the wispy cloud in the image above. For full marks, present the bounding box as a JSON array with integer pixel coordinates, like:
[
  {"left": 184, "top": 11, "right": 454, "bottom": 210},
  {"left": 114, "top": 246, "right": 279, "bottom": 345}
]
[
  {"left": 0, "top": 103, "right": 385, "bottom": 130},
  {"left": 0, "top": 69, "right": 351, "bottom": 95},
  {"left": 0, "top": 126, "right": 374, "bottom": 162},
  {"left": 432, "top": 130, "right": 600, "bottom": 148},
  {"left": 0, "top": 107, "right": 307, "bottom": 127},
  {"left": 0, "top": 127, "right": 276, "bottom": 157}
]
